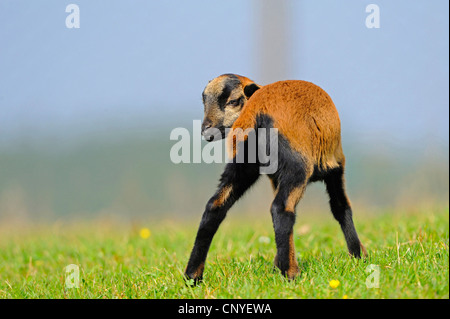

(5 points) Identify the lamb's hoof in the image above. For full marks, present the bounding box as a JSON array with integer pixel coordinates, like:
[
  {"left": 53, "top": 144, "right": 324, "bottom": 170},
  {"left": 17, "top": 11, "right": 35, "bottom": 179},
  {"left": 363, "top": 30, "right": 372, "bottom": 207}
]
[{"left": 184, "top": 272, "right": 203, "bottom": 287}]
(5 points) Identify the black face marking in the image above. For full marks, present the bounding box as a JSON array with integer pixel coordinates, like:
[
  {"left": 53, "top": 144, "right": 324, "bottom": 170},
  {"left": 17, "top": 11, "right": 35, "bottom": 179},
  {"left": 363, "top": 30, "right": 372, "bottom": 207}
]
[
  {"left": 217, "top": 84, "right": 232, "bottom": 110},
  {"left": 244, "top": 83, "right": 260, "bottom": 99},
  {"left": 217, "top": 76, "right": 241, "bottom": 110}
]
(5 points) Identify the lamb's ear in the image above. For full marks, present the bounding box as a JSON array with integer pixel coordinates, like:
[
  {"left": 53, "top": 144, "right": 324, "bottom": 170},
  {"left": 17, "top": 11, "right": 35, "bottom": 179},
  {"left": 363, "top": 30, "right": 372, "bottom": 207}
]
[{"left": 243, "top": 83, "right": 260, "bottom": 99}]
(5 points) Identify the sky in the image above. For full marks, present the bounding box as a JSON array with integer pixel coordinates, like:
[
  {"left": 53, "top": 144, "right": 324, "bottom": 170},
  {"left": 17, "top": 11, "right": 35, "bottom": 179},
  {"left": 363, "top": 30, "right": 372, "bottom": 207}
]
[{"left": 0, "top": 0, "right": 448, "bottom": 153}]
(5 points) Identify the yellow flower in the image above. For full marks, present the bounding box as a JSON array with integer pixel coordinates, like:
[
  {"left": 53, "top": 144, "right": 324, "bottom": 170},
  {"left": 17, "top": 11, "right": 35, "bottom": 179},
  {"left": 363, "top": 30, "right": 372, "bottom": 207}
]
[
  {"left": 329, "top": 279, "right": 340, "bottom": 289},
  {"left": 139, "top": 228, "right": 151, "bottom": 239},
  {"left": 343, "top": 294, "right": 348, "bottom": 299}
]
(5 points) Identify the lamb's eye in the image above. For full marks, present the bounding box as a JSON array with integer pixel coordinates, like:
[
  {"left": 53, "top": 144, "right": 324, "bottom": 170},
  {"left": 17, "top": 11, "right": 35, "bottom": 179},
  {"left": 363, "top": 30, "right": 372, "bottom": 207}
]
[{"left": 228, "top": 98, "right": 241, "bottom": 107}]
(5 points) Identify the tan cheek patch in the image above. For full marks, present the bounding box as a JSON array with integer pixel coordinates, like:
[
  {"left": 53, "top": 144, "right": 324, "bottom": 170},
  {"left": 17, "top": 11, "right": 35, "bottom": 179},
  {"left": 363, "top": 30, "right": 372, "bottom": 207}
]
[
  {"left": 205, "top": 106, "right": 224, "bottom": 127},
  {"left": 223, "top": 108, "right": 241, "bottom": 127}
]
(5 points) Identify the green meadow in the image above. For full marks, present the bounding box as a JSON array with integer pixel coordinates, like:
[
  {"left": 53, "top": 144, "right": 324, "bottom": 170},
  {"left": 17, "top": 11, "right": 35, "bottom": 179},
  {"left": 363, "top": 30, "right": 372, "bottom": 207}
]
[{"left": 0, "top": 207, "right": 447, "bottom": 299}]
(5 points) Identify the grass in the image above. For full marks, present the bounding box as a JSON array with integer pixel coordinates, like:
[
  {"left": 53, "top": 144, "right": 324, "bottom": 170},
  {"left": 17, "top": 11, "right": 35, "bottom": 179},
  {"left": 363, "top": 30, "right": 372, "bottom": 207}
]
[{"left": 0, "top": 207, "right": 448, "bottom": 299}]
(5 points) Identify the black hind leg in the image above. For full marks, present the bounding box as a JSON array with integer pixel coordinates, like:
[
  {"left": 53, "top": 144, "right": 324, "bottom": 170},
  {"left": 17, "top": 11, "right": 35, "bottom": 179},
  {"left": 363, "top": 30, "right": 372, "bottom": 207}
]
[
  {"left": 270, "top": 180, "right": 307, "bottom": 280},
  {"left": 268, "top": 149, "right": 313, "bottom": 280},
  {"left": 324, "top": 166, "right": 366, "bottom": 258}
]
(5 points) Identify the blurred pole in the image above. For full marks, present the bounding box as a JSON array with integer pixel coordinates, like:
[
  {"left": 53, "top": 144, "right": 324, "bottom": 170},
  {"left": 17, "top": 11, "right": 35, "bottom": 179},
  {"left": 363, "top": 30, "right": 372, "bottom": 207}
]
[{"left": 254, "top": 0, "right": 294, "bottom": 85}]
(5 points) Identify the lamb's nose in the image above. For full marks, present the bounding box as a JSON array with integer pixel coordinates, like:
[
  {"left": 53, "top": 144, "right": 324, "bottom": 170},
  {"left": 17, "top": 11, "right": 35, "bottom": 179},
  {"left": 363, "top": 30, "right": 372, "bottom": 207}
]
[{"left": 201, "top": 123, "right": 211, "bottom": 135}]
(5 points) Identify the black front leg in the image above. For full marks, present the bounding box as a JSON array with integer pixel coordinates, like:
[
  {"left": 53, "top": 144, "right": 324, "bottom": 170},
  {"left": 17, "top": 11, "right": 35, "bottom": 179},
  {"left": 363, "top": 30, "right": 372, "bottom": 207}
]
[{"left": 184, "top": 162, "right": 260, "bottom": 284}]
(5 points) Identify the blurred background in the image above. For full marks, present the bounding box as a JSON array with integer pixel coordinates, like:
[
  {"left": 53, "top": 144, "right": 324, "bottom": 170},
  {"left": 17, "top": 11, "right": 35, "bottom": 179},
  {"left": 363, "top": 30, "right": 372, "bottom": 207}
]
[{"left": 0, "top": 0, "right": 448, "bottom": 223}]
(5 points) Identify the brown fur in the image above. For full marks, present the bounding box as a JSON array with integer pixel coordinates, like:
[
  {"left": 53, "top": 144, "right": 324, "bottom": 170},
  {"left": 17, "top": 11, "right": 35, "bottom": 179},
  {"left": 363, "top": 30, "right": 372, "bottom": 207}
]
[{"left": 229, "top": 80, "right": 345, "bottom": 171}]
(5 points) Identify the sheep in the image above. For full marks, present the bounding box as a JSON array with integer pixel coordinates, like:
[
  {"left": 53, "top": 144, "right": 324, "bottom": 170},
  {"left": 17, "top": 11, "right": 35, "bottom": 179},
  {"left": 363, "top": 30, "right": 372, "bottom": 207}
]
[{"left": 184, "top": 73, "right": 367, "bottom": 284}]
